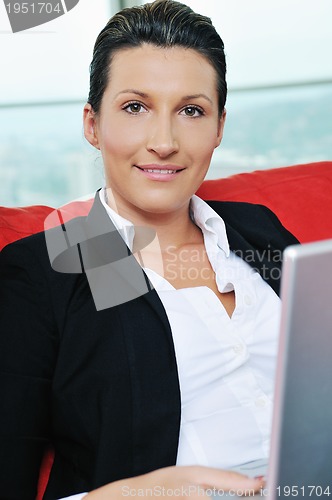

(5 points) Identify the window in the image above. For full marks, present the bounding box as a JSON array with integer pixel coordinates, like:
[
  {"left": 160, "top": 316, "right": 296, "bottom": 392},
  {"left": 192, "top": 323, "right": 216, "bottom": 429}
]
[
  {"left": 1, "top": 0, "right": 331, "bottom": 206},
  {"left": 0, "top": 0, "right": 113, "bottom": 206},
  {"left": 185, "top": 0, "right": 332, "bottom": 177}
]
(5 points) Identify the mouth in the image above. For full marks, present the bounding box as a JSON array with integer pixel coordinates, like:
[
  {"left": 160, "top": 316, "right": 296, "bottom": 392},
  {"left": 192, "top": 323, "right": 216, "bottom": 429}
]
[
  {"left": 138, "top": 168, "right": 179, "bottom": 174},
  {"left": 134, "top": 165, "right": 185, "bottom": 181}
]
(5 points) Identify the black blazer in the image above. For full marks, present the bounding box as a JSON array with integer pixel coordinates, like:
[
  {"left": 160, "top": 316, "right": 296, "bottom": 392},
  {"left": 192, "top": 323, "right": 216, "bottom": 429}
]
[{"left": 0, "top": 193, "right": 299, "bottom": 499}]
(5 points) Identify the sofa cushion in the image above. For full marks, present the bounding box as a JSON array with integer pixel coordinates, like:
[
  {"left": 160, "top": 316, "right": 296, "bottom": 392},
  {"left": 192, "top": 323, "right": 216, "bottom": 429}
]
[
  {"left": 0, "top": 205, "right": 54, "bottom": 250},
  {"left": 0, "top": 200, "right": 93, "bottom": 251}
]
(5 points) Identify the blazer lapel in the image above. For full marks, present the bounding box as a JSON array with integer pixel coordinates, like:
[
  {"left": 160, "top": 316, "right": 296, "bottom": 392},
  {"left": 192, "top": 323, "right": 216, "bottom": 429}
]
[{"left": 225, "top": 223, "right": 282, "bottom": 296}]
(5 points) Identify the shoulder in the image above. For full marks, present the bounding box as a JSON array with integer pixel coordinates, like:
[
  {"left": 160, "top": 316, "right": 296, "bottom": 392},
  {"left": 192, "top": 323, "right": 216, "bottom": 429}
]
[
  {"left": 205, "top": 199, "right": 299, "bottom": 248},
  {"left": 206, "top": 199, "right": 277, "bottom": 222},
  {"left": 1, "top": 230, "right": 49, "bottom": 272},
  {"left": 0, "top": 214, "right": 86, "bottom": 268},
  {"left": 0, "top": 218, "right": 87, "bottom": 305}
]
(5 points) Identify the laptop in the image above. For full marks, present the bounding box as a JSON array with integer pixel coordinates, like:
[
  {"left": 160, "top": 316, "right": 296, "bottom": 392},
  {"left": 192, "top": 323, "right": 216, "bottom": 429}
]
[{"left": 216, "top": 238, "right": 332, "bottom": 498}]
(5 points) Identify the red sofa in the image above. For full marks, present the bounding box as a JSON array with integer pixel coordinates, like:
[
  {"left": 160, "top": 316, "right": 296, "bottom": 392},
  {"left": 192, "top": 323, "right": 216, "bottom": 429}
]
[
  {"left": 1, "top": 160, "right": 332, "bottom": 498},
  {"left": 1, "top": 161, "right": 332, "bottom": 253}
]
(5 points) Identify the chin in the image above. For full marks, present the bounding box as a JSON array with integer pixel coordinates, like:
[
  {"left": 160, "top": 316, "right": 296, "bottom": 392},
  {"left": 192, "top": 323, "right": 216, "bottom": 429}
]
[{"left": 136, "top": 193, "right": 191, "bottom": 215}]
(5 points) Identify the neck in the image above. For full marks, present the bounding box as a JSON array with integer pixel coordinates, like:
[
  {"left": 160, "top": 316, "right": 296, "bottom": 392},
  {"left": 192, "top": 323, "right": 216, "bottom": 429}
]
[
  {"left": 105, "top": 191, "right": 202, "bottom": 252},
  {"left": 139, "top": 208, "right": 201, "bottom": 252}
]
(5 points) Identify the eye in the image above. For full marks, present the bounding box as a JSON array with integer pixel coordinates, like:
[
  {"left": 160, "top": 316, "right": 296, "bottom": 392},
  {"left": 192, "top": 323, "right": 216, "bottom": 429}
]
[
  {"left": 122, "top": 101, "right": 147, "bottom": 114},
  {"left": 181, "top": 105, "right": 204, "bottom": 117}
]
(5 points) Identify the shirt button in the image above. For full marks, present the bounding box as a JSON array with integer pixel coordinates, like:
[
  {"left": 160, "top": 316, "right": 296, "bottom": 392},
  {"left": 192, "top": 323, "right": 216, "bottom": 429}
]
[
  {"left": 255, "top": 396, "right": 268, "bottom": 408},
  {"left": 233, "top": 344, "right": 244, "bottom": 354},
  {"left": 244, "top": 295, "right": 252, "bottom": 306}
]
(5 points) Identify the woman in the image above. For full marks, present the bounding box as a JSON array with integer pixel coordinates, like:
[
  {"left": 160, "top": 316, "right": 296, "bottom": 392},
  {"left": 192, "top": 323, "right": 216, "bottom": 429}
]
[{"left": 0, "top": 1, "right": 299, "bottom": 498}]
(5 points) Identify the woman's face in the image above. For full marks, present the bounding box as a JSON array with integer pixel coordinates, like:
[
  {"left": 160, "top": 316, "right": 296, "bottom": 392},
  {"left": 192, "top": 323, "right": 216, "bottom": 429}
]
[{"left": 84, "top": 44, "right": 225, "bottom": 219}]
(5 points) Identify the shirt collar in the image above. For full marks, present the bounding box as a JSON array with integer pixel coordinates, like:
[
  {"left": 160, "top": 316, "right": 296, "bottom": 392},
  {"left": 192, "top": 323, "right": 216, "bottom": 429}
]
[
  {"left": 190, "top": 195, "right": 230, "bottom": 257},
  {"left": 99, "top": 188, "right": 135, "bottom": 250},
  {"left": 99, "top": 189, "right": 230, "bottom": 257}
]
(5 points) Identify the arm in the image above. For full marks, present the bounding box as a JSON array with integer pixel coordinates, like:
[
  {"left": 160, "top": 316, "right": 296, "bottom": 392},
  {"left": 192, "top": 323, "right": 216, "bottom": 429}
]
[
  {"left": 84, "top": 466, "right": 263, "bottom": 499},
  {"left": 59, "top": 464, "right": 263, "bottom": 500},
  {"left": 0, "top": 239, "right": 58, "bottom": 499}
]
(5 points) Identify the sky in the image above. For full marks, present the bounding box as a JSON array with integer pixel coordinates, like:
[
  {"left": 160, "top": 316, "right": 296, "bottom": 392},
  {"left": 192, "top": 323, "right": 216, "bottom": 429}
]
[{"left": 0, "top": 0, "right": 332, "bottom": 105}]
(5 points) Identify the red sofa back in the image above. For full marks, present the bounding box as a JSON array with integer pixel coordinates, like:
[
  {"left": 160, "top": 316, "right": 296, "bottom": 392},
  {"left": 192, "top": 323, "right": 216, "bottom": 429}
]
[{"left": 1, "top": 162, "right": 332, "bottom": 253}]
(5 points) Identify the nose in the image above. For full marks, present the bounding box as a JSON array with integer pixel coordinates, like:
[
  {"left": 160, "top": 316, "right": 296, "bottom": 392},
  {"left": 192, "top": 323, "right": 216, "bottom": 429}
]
[{"left": 146, "top": 114, "right": 179, "bottom": 158}]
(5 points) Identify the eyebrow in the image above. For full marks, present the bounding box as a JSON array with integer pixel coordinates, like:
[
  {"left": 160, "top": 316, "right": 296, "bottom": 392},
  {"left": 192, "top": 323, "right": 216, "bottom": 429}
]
[
  {"left": 115, "top": 89, "right": 148, "bottom": 99},
  {"left": 115, "top": 89, "right": 213, "bottom": 105},
  {"left": 182, "top": 93, "right": 213, "bottom": 105}
]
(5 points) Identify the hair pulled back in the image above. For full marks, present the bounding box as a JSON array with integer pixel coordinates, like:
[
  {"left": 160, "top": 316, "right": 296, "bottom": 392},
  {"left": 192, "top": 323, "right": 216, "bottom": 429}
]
[{"left": 88, "top": 0, "right": 227, "bottom": 116}]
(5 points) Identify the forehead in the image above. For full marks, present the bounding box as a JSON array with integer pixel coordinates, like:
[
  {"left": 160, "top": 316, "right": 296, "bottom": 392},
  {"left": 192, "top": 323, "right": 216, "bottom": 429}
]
[{"left": 106, "top": 44, "right": 218, "bottom": 97}]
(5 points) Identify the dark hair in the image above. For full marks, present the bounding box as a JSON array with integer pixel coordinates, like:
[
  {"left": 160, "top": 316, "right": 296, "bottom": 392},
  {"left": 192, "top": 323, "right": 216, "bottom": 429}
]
[{"left": 88, "top": 0, "right": 227, "bottom": 116}]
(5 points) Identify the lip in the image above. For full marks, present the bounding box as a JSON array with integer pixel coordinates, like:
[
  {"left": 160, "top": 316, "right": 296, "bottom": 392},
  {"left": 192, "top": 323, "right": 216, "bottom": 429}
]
[{"left": 134, "top": 164, "right": 185, "bottom": 182}]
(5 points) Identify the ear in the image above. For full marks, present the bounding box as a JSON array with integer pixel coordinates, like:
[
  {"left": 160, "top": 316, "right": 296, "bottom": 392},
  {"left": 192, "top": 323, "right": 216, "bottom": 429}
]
[
  {"left": 83, "top": 103, "right": 100, "bottom": 150},
  {"left": 215, "top": 108, "right": 227, "bottom": 148}
]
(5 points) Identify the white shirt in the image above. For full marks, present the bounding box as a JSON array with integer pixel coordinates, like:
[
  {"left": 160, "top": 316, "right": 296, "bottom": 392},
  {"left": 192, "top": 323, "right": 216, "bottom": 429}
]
[{"left": 61, "top": 191, "right": 281, "bottom": 499}]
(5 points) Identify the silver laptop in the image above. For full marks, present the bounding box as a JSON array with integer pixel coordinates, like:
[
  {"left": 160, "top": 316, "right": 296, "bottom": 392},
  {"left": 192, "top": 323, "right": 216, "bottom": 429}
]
[{"left": 217, "top": 239, "right": 332, "bottom": 498}]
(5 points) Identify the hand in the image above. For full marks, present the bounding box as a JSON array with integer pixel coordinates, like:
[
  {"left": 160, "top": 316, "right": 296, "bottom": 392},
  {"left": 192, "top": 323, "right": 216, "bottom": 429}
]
[{"left": 84, "top": 465, "right": 264, "bottom": 498}]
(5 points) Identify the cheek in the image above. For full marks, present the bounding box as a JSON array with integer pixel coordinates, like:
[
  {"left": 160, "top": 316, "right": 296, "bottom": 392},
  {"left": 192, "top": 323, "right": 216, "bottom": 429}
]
[
  {"left": 187, "top": 127, "right": 218, "bottom": 162},
  {"left": 99, "top": 117, "right": 145, "bottom": 159},
  {"left": 184, "top": 119, "right": 220, "bottom": 146}
]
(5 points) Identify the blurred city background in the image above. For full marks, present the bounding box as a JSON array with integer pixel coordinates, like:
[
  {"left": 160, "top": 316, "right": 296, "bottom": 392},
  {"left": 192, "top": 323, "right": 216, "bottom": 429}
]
[{"left": 1, "top": 0, "right": 331, "bottom": 207}]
